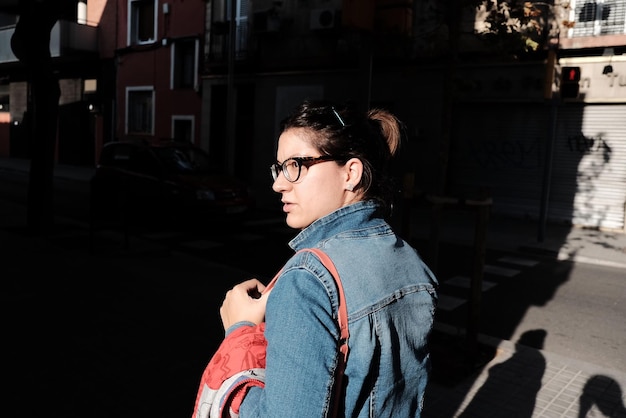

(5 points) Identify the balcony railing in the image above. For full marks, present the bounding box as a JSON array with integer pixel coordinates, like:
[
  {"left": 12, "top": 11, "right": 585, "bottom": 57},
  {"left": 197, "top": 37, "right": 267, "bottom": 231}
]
[
  {"left": 208, "top": 20, "right": 250, "bottom": 63},
  {"left": 0, "top": 19, "right": 97, "bottom": 64},
  {"left": 570, "top": 0, "right": 626, "bottom": 37}
]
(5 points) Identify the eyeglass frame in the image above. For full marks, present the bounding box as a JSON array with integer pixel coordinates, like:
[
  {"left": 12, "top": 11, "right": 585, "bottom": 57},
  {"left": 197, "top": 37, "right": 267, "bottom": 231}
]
[{"left": 270, "top": 155, "right": 345, "bottom": 183}]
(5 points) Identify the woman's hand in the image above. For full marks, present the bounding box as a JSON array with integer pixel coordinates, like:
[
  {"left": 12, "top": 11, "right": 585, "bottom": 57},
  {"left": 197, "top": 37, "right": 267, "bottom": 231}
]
[{"left": 220, "top": 279, "right": 269, "bottom": 330}]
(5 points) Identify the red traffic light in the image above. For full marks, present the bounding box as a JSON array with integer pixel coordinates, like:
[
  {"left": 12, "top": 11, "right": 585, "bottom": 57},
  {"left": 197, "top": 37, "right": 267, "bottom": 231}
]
[
  {"left": 562, "top": 66, "right": 581, "bottom": 82},
  {"left": 560, "top": 66, "right": 581, "bottom": 99}
]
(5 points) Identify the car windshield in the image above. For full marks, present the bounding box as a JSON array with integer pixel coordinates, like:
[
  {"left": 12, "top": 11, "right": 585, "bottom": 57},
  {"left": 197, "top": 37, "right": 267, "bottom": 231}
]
[{"left": 154, "top": 146, "right": 213, "bottom": 174}]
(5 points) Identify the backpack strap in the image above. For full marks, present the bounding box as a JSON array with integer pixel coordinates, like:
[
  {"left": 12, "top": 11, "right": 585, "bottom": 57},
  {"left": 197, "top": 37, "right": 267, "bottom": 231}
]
[
  {"left": 263, "top": 248, "right": 349, "bottom": 360},
  {"left": 262, "top": 248, "right": 349, "bottom": 417},
  {"left": 300, "top": 248, "right": 349, "bottom": 363},
  {"left": 299, "top": 248, "right": 348, "bottom": 418}
]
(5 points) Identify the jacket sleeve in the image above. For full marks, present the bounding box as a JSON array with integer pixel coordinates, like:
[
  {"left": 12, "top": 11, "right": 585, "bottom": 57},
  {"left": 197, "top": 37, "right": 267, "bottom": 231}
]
[{"left": 239, "top": 264, "right": 342, "bottom": 417}]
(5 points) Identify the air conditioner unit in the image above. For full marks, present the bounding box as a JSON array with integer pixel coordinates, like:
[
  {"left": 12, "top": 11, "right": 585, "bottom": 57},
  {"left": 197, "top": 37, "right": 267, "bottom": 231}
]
[{"left": 310, "top": 8, "right": 336, "bottom": 30}]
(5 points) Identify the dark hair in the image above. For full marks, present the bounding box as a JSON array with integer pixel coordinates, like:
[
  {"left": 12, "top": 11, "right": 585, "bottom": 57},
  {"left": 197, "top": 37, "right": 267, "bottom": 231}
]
[{"left": 279, "top": 100, "right": 403, "bottom": 216}]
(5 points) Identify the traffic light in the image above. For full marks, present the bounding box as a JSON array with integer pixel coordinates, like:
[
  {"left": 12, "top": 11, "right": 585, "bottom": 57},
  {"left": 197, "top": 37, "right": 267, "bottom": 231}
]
[{"left": 560, "top": 66, "right": 580, "bottom": 99}]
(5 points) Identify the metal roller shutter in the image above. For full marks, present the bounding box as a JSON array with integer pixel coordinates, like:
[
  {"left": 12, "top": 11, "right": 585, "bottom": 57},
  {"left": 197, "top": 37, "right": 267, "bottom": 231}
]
[
  {"left": 449, "top": 102, "right": 550, "bottom": 219},
  {"left": 551, "top": 104, "right": 626, "bottom": 230},
  {"left": 450, "top": 103, "right": 626, "bottom": 231}
]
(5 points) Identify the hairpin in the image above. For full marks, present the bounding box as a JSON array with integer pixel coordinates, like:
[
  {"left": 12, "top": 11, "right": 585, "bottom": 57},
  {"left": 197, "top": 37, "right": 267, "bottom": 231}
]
[{"left": 331, "top": 107, "right": 346, "bottom": 127}]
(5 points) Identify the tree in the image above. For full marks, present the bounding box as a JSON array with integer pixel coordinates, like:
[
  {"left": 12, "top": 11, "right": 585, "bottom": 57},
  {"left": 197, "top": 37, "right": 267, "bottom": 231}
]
[
  {"left": 10, "top": 0, "right": 78, "bottom": 234},
  {"left": 410, "top": 1, "right": 565, "bottom": 195},
  {"left": 476, "top": 0, "right": 561, "bottom": 60}
]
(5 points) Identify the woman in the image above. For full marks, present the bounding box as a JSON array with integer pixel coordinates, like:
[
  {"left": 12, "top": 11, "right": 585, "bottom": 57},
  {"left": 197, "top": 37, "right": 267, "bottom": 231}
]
[{"left": 218, "top": 100, "right": 438, "bottom": 417}]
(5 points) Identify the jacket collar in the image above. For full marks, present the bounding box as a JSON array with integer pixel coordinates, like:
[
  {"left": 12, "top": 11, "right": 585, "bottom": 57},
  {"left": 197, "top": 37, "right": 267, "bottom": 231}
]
[{"left": 289, "top": 200, "right": 383, "bottom": 251}]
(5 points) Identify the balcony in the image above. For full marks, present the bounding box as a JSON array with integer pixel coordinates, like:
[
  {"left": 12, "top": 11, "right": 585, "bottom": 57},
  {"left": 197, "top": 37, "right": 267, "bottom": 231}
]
[
  {"left": 0, "top": 19, "right": 98, "bottom": 64},
  {"left": 561, "top": 0, "right": 626, "bottom": 50}
]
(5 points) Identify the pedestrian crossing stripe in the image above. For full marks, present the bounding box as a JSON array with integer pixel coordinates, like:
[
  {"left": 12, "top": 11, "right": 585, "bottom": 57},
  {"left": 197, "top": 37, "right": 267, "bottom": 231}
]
[
  {"left": 436, "top": 294, "right": 466, "bottom": 311},
  {"left": 445, "top": 275, "right": 497, "bottom": 290},
  {"left": 498, "top": 256, "right": 539, "bottom": 267},
  {"left": 483, "top": 264, "right": 521, "bottom": 277},
  {"left": 436, "top": 256, "right": 539, "bottom": 312},
  {"left": 179, "top": 240, "right": 223, "bottom": 250}
]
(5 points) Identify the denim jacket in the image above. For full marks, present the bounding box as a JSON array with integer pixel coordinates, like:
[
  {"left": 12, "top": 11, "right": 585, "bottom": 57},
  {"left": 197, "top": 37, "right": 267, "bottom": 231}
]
[{"left": 233, "top": 200, "right": 438, "bottom": 417}]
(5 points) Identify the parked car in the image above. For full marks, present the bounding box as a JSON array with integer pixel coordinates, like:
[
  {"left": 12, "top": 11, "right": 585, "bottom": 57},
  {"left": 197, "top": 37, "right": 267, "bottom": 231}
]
[{"left": 90, "top": 140, "right": 255, "bottom": 228}]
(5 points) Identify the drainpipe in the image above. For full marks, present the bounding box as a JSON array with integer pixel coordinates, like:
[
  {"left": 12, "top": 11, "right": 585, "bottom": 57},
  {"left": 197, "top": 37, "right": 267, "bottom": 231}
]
[{"left": 226, "top": 0, "right": 236, "bottom": 175}]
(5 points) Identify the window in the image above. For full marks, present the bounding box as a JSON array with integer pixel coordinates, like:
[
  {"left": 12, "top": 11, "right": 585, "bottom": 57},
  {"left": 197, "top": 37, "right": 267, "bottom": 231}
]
[
  {"left": 172, "top": 115, "right": 194, "bottom": 143},
  {"left": 129, "top": 0, "right": 156, "bottom": 45},
  {"left": 230, "top": 0, "right": 250, "bottom": 58},
  {"left": 208, "top": 0, "right": 250, "bottom": 60},
  {"left": 126, "top": 87, "right": 154, "bottom": 135},
  {"left": 216, "top": 0, "right": 249, "bottom": 57},
  {"left": 172, "top": 39, "right": 198, "bottom": 90}
]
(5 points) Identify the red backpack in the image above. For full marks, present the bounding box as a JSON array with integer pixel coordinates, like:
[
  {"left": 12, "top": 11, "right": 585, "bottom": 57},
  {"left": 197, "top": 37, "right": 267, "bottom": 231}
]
[{"left": 192, "top": 248, "right": 349, "bottom": 418}]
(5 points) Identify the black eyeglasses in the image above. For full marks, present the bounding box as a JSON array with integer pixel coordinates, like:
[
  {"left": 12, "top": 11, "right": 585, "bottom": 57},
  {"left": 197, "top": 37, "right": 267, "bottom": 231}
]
[{"left": 270, "top": 156, "right": 343, "bottom": 182}]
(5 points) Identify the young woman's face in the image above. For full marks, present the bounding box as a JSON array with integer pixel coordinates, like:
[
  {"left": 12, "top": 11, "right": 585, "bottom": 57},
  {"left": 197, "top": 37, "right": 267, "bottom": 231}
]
[{"left": 272, "top": 128, "right": 356, "bottom": 229}]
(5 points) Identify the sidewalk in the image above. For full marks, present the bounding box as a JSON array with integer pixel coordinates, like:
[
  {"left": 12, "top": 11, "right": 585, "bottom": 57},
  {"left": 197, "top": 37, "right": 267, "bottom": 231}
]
[
  {"left": 409, "top": 197, "right": 626, "bottom": 417},
  {"left": 2, "top": 157, "right": 626, "bottom": 417},
  {"left": 424, "top": 332, "right": 626, "bottom": 417}
]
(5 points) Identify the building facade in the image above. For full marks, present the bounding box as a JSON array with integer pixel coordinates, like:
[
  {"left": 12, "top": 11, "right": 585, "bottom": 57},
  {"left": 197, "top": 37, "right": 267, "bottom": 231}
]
[
  {"left": 199, "top": 0, "right": 626, "bottom": 231},
  {"left": 0, "top": 0, "right": 205, "bottom": 166},
  {"left": 111, "top": 0, "right": 204, "bottom": 147},
  {"left": 0, "top": 1, "right": 624, "bottom": 231}
]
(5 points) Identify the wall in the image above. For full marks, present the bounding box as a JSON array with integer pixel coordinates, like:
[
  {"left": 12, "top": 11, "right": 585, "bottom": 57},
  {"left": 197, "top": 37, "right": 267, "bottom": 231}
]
[
  {"left": 201, "top": 58, "right": 626, "bottom": 230},
  {"left": 558, "top": 55, "right": 626, "bottom": 102}
]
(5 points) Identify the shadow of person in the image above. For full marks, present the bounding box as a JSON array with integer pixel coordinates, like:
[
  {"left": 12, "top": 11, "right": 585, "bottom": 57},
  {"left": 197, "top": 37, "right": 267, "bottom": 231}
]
[
  {"left": 578, "top": 374, "right": 626, "bottom": 418},
  {"left": 458, "top": 329, "right": 547, "bottom": 418}
]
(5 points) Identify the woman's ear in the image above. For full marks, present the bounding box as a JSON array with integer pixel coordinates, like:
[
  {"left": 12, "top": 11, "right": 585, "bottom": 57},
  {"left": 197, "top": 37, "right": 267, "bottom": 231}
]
[{"left": 344, "top": 158, "right": 363, "bottom": 191}]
